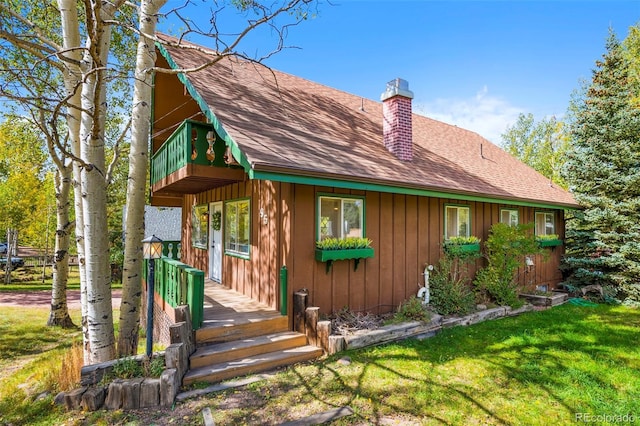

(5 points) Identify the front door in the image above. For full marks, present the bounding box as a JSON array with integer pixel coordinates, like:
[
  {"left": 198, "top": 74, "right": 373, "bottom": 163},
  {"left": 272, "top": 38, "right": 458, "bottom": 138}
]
[{"left": 209, "top": 201, "right": 223, "bottom": 282}]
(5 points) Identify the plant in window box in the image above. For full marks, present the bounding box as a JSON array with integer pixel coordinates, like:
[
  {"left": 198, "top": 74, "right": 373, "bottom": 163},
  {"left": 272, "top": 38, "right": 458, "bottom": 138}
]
[
  {"left": 443, "top": 236, "right": 481, "bottom": 257},
  {"left": 315, "top": 237, "right": 374, "bottom": 272},
  {"left": 536, "top": 234, "right": 563, "bottom": 247}
]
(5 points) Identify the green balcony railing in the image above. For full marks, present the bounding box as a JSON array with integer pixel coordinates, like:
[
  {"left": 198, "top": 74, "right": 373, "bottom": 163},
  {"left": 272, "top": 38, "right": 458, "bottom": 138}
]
[
  {"left": 144, "top": 256, "right": 204, "bottom": 329},
  {"left": 151, "top": 120, "right": 228, "bottom": 185}
]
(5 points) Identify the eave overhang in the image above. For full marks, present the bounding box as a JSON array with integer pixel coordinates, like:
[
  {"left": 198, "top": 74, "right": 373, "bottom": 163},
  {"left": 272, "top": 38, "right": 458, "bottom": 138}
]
[{"left": 249, "top": 163, "right": 580, "bottom": 210}]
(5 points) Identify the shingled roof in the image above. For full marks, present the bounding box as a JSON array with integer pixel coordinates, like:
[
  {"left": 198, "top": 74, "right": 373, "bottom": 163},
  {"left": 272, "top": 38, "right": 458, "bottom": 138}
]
[{"left": 156, "top": 36, "right": 578, "bottom": 209}]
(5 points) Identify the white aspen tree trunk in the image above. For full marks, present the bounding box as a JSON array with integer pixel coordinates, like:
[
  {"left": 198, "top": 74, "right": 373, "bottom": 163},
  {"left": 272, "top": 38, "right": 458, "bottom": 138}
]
[
  {"left": 79, "top": 6, "right": 117, "bottom": 364},
  {"left": 118, "top": 0, "right": 167, "bottom": 357},
  {"left": 75, "top": 160, "right": 89, "bottom": 364},
  {"left": 47, "top": 168, "right": 75, "bottom": 328},
  {"left": 58, "top": 0, "right": 90, "bottom": 362}
]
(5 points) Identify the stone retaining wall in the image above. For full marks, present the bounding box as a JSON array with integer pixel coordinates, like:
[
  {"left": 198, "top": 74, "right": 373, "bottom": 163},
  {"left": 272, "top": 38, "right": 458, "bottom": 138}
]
[
  {"left": 321, "top": 304, "right": 536, "bottom": 355},
  {"left": 57, "top": 305, "right": 195, "bottom": 412}
]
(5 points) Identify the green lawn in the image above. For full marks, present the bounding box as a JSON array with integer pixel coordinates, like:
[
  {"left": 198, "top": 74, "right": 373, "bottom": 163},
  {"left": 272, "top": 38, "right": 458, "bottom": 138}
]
[
  {"left": 0, "top": 303, "right": 638, "bottom": 425},
  {"left": 0, "top": 307, "right": 82, "bottom": 426},
  {"left": 203, "top": 303, "right": 640, "bottom": 425}
]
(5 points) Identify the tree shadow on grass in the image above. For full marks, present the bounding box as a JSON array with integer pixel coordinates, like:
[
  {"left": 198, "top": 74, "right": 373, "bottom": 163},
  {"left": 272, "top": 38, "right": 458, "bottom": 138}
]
[{"left": 283, "top": 304, "right": 640, "bottom": 425}]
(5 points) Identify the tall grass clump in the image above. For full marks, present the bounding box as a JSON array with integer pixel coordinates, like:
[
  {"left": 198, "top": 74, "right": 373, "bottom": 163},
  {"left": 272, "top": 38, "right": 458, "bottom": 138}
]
[
  {"left": 388, "top": 296, "right": 431, "bottom": 323},
  {"left": 55, "top": 341, "right": 83, "bottom": 392}
]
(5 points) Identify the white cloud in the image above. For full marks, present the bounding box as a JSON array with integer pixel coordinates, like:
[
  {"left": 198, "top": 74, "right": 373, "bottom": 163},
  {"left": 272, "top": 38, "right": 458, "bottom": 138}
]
[{"left": 414, "top": 86, "right": 524, "bottom": 144}]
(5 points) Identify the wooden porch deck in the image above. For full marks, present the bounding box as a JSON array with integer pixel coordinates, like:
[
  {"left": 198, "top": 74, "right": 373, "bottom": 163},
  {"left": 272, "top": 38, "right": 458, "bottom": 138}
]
[
  {"left": 201, "top": 280, "right": 283, "bottom": 329},
  {"left": 187, "top": 280, "right": 321, "bottom": 385}
]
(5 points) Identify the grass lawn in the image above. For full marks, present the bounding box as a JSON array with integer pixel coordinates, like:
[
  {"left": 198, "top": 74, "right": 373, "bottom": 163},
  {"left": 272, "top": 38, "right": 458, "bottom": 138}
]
[
  {"left": 0, "top": 303, "right": 638, "bottom": 425},
  {"left": 0, "top": 306, "right": 83, "bottom": 426}
]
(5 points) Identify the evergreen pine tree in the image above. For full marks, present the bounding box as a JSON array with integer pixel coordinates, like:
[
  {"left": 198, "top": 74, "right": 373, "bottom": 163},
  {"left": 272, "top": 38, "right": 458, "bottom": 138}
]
[{"left": 562, "top": 30, "right": 640, "bottom": 305}]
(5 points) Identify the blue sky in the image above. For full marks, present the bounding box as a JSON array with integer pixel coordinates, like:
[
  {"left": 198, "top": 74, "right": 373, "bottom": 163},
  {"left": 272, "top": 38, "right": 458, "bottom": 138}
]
[{"left": 163, "top": 1, "right": 639, "bottom": 143}]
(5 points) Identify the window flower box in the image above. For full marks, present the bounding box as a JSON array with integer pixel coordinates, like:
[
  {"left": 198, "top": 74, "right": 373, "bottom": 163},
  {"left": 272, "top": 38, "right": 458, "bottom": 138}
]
[
  {"left": 443, "top": 236, "right": 481, "bottom": 257},
  {"left": 536, "top": 235, "right": 563, "bottom": 248},
  {"left": 315, "top": 237, "right": 374, "bottom": 273}
]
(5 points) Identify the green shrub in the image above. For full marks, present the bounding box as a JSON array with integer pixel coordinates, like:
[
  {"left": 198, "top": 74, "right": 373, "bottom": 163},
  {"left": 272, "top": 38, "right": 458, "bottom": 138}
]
[
  {"left": 108, "top": 355, "right": 166, "bottom": 381},
  {"left": 145, "top": 355, "right": 166, "bottom": 378},
  {"left": 428, "top": 256, "right": 477, "bottom": 315},
  {"left": 389, "top": 296, "right": 430, "bottom": 323},
  {"left": 111, "top": 357, "right": 144, "bottom": 379},
  {"left": 474, "top": 223, "right": 544, "bottom": 307}
]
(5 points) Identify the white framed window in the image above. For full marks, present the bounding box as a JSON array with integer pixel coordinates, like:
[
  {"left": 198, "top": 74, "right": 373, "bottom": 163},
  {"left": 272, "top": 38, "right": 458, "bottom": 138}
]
[
  {"left": 535, "top": 212, "right": 556, "bottom": 236},
  {"left": 445, "top": 205, "right": 470, "bottom": 239},
  {"left": 318, "top": 196, "right": 364, "bottom": 240},
  {"left": 500, "top": 209, "right": 519, "bottom": 227},
  {"left": 225, "top": 198, "right": 250, "bottom": 257}
]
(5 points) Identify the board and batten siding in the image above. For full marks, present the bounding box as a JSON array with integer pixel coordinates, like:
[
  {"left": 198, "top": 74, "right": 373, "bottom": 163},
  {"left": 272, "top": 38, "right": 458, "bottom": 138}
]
[{"left": 181, "top": 180, "right": 566, "bottom": 317}]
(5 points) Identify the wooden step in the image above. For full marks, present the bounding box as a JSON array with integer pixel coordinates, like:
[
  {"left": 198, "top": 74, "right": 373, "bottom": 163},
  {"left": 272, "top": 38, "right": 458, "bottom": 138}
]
[
  {"left": 190, "top": 331, "right": 309, "bottom": 369},
  {"left": 183, "top": 345, "right": 323, "bottom": 386},
  {"left": 196, "top": 315, "right": 289, "bottom": 345}
]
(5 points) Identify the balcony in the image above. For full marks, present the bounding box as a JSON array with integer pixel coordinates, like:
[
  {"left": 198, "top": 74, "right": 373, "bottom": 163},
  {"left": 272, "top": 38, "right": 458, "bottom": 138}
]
[{"left": 151, "top": 120, "right": 246, "bottom": 196}]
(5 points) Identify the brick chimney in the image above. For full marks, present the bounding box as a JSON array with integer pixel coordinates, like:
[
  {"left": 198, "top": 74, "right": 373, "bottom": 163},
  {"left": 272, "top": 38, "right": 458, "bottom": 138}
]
[{"left": 380, "top": 78, "right": 414, "bottom": 161}]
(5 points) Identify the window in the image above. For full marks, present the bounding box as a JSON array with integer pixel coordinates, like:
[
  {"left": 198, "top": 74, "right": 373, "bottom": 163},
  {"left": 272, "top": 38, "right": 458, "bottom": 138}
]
[
  {"left": 225, "top": 199, "right": 250, "bottom": 257},
  {"left": 445, "top": 205, "right": 470, "bottom": 239},
  {"left": 535, "top": 212, "right": 556, "bottom": 236},
  {"left": 191, "top": 204, "right": 209, "bottom": 249},
  {"left": 318, "top": 196, "right": 364, "bottom": 240},
  {"left": 500, "top": 209, "right": 519, "bottom": 227}
]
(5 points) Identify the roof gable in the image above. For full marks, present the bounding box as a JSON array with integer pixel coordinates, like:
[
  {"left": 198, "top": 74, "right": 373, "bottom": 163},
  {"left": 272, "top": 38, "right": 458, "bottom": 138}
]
[{"left": 155, "top": 36, "right": 578, "bottom": 209}]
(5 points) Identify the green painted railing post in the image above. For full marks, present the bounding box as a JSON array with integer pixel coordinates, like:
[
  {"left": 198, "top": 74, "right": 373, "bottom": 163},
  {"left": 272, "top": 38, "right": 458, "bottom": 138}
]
[
  {"left": 185, "top": 268, "right": 204, "bottom": 329},
  {"left": 280, "top": 265, "right": 288, "bottom": 316}
]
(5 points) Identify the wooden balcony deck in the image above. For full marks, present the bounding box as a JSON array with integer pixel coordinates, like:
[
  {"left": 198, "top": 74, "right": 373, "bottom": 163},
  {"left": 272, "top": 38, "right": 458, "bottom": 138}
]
[
  {"left": 150, "top": 120, "right": 245, "bottom": 196},
  {"left": 201, "top": 280, "right": 282, "bottom": 329}
]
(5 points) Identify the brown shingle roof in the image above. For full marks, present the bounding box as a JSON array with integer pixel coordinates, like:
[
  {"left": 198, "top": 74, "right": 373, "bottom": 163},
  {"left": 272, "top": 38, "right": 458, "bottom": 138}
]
[{"left": 157, "top": 36, "right": 578, "bottom": 208}]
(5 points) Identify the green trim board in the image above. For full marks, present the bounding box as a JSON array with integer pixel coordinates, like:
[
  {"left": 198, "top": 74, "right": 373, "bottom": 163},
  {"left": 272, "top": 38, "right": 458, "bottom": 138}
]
[
  {"left": 155, "top": 42, "right": 252, "bottom": 174},
  {"left": 252, "top": 169, "right": 576, "bottom": 211},
  {"left": 224, "top": 251, "right": 251, "bottom": 261}
]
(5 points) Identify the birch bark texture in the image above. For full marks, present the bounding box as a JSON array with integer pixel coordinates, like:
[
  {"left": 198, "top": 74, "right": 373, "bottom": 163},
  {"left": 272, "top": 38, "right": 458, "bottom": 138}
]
[
  {"left": 118, "top": 0, "right": 168, "bottom": 357},
  {"left": 47, "top": 167, "right": 75, "bottom": 328},
  {"left": 77, "top": 1, "right": 120, "bottom": 363},
  {"left": 57, "top": 0, "right": 91, "bottom": 361}
]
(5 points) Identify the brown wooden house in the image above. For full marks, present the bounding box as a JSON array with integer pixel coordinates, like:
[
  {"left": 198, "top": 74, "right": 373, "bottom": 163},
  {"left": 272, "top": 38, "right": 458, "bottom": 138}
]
[{"left": 150, "top": 36, "right": 579, "bottom": 318}]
